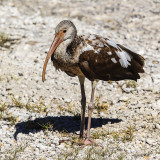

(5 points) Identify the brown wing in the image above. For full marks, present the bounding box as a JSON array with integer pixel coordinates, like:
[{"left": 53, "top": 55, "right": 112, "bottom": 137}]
[{"left": 79, "top": 37, "right": 144, "bottom": 81}]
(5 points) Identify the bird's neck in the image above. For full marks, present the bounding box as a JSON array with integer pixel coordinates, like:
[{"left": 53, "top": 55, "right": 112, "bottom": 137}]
[
  {"left": 54, "top": 38, "right": 73, "bottom": 62},
  {"left": 67, "top": 36, "right": 82, "bottom": 53},
  {"left": 53, "top": 36, "right": 82, "bottom": 64}
]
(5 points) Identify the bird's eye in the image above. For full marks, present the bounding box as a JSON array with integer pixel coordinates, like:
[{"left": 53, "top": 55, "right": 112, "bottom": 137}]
[{"left": 63, "top": 29, "right": 67, "bottom": 33}]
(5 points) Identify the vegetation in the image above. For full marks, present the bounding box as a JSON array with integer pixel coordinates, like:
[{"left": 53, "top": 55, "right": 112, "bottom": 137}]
[
  {"left": 0, "top": 32, "right": 18, "bottom": 48},
  {"left": 0, "top": 32, "right": 9, "bottom": 47},
  {"left": 10, "top": 96, "right": 48, "bottom": 113}
]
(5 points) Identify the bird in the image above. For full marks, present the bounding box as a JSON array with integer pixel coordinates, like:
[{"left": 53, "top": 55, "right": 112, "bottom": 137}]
[{"left": 42, "top": 20, "right": 145, "bottom": 145}]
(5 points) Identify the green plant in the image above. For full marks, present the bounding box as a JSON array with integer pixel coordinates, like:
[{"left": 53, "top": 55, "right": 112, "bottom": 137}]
[
  {"left": 0, "top": 102, "right": 6, "bottom": 112},
  {"left": 126, "top": 81, "right": 138, "bottom": 88},
  {"left": 91, "top": 129, "right": 108, "bottom": 139},
  {"left": 0, "top": 32, "right": 9, "bottom": 47},
  {"left": 37, "top": 122, "right": 54, "bottom": 131},
  {"left": 8, "top": 145, "right": 27, "bottom": 160},
  {"left": 57, "top": 102, "right": 80, "bottom": 116},
  {"left": 117, "top": 154, "right": 125, "bottom": 160},
  {"left": 4, "top": 115, "right": 17, "bottom": 125},
  {"left": 122, "top": 125, "right": 135, "bottom": 142},
  {"left": 26, "top": 117, "right": 55, "bottom": 131},
  {"left": 95, "top": 96, "right": 109, "bottom": 114},
  {"left": 10, "top": 96, "right": 23, "bottom": 108},
  {"left": 0, "top": 113, "right": 3, "bottom": 119}
]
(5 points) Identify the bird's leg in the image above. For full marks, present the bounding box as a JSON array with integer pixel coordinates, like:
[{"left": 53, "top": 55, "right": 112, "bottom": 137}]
[
  {"left": 78, "top": 76, "right": 86, "bottom": 138},
  {"left": 84, "top": 80, "right": 97, "bottom": 145}
]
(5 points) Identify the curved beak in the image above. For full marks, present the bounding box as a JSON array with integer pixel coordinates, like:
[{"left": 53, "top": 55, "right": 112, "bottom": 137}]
[{"left": 42, "top": 33, "right": 63, "bottom": 82}]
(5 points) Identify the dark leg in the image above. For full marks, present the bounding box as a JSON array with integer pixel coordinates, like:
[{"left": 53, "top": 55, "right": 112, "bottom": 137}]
[
  {"left": 84, "top": 80, "right": 97, "bottom": 145},
  {"left": 78, "top": 76, "right": 86, "bottom": 138}
]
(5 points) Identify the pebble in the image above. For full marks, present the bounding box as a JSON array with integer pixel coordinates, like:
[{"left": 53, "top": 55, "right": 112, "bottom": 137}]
[
  {"left": 155, "top": 124, "right": 160, "bottom": 130},
  {"left": 36, "top": 144, "right": 46, "bottom": 151},
  {"left": 146, "top": 139, "right": 156, "bottom": 145}
]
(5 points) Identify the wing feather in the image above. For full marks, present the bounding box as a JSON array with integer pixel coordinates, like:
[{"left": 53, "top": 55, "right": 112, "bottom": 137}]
[{"left": 79, "top": 34, "right": 144, "bottom": 81}]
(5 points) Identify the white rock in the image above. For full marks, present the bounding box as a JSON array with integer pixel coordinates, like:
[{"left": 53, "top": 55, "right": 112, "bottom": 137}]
[
  {"left": 156, "top": 124, "right": 160, "bottom": 130},
  {"left": 146, "top": 139, "right": 155, "bottom": 145},
  {"left": 36, "top": 144, "right": 46, "bottom": 151}
]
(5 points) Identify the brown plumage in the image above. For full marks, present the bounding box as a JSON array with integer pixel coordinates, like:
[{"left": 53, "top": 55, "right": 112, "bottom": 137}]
[{"left": 42, "top": 20, "right": 145, "bottom": 145}]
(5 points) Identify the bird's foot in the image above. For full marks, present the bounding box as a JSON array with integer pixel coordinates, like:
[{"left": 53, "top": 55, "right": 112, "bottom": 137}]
[
  {"left": 81, "top": 138, "right": 93, "bottom": 148},
  {"left": 84, "top": 138, "right": 92, "bottom": 145}
]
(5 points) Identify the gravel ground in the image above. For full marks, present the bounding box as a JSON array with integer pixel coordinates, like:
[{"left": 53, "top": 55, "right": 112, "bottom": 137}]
[{"left": 0, "top": 0, "right": 160, "bottom": 159}]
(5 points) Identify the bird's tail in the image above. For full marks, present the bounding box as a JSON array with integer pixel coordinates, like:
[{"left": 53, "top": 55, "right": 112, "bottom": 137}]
[
  {"left": 117, "top": 44, "right": 145, "bottom": 73},
  {"left": 117, "top": 44, "right": 145, "bottom": 81}
]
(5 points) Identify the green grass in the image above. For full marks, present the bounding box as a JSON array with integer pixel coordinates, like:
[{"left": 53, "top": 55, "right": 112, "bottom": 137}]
[
  {"left": 0, "top": 112, "right": 3, "bottom": 119},
  {"left": 0, "top": 32, "right": 18, "bottom": 48},
  {"left": 0, "top": 102, "right": 6, "bottom": 112},
  {"left": 0, "top": 74, "right": 19, "bottom": 83},
  {"left": 0, "top": 32, "right": 9, "bottom": 47},
  {"left": 91, "top": 129, "right": 109, "bottom": 140},
  {"left": 91, "top": 125, "right": 135, "bottom": 142},
  {"left": 117, "top": 154, "right": 125, "bottom": 160},
  {"left": 122, "top": 125, "right": 134, "bottom": 142},
  {"left": 0, "top": 101, "right": 18, "bottom": 125},
  {"left": 57, "top": 141, "right": 124, "bottom": 160},
  {"left": 37, "top": 121, "right": 54, "bottom": 131},
  {"left": 57, "top": 102, "right": 80, "bottom": 118},
  {"left": 25, "top": 117, "right": 55, "bottom": 131},
  {"left": 59, "top": 130, "right": 84, "bottom": 146},
  {"left": 95, "top": 96, "right": 110, "bottom": 114},
  {"left": 126, "top": 81, "right": 138, "bottom": 88},
  {"left": 3, "top": 114, "right": 18, "bottom": 125},
  {"left": 7, "top": 145, "right": 27, "bottom": 160},
  {"left": 10, "top": 96, "right": 48, "bottom": 113},
  {"left": 11, "top": 96, "right": 23, "bottom": 108},
  {"left": 0, "top": 96, "right": 49, "bottom": 126}
]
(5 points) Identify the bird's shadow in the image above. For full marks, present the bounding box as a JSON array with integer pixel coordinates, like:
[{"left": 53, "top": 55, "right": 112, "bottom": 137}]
[{"left": 14, "top": 116, "right": 122, "bottom": 140}]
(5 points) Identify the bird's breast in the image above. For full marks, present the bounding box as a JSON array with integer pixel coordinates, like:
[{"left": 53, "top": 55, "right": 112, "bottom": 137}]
[{"left": 52, "top": 57, "right": 84, "bottom": 77}]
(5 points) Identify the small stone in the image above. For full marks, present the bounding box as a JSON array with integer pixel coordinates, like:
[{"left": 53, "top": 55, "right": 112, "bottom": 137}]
[
  {"left": 36, "top": 144, "right": 46, "bottom": 151},
  {"left": 34, "top": 148, "right": 39, "bottom": 155},
  {"left": 65, "top": 98, "right": 71, "bottom": 103},
  {"left": 53, "top": 137, "right": 59, "bottom": 145},
  {"left": 146, "top": 139, "right": 155, "bottom": 145},
  {"left": 57, "top": 144, "right": 65, "bottom": 150},
  {"left": 119, "top": 96, "right": 128, "bottom": 101},
  {"left": 156, "top": 124, "right": 160, "bottom": 130},
  {"left": 18, "top": 73, "right": 23, "bottom": 76},
  {"left": 157, "top": 100, "right": 160, "bottom": 106}
]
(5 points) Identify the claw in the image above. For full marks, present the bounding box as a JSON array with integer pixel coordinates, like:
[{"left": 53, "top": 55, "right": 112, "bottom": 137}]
[{"left": 81, "top": 138, "right": 93, "bottom": 148}]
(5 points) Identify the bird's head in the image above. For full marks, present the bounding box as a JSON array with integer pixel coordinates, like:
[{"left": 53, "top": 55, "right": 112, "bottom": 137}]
[{"left": 42, "top": 20, "right": 77, "bottom": 82}]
